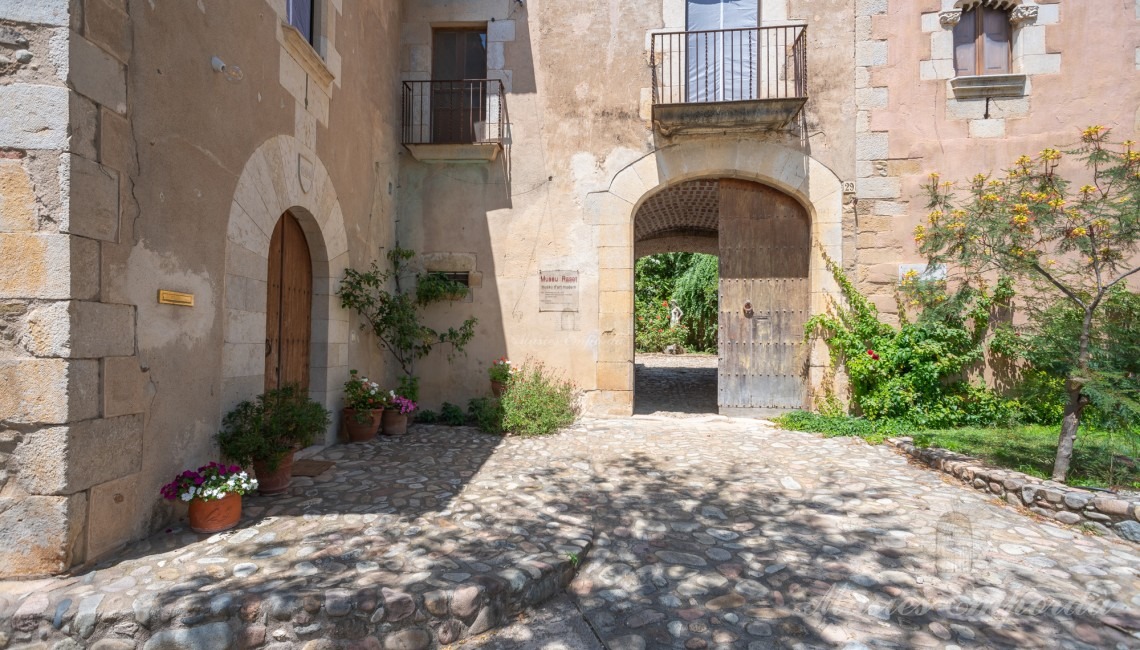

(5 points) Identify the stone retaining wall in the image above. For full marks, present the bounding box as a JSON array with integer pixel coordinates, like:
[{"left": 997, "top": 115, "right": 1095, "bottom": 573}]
[
  {"left": 3, "top": 546, "right": 589, "bottom": 649},
  {"left": 889, "top": 437, "right": 1140, "bottom": 543}
]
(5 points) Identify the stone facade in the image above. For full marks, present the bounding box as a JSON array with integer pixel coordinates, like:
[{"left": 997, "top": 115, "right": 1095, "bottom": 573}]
[{"left": 1, "top": 0, "right": 1138, "bottom": 576}]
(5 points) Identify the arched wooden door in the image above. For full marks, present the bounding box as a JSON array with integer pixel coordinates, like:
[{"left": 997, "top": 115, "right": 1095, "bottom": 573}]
[
  {"left": 718, "top": 179, "right": 810, "bottom": 415},
  {"left": 265, "top": 211, "right": 313, "bottom": 391}
]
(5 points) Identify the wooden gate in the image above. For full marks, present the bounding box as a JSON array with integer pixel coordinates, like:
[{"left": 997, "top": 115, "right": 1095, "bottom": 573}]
[
  {"left": 265, "top": 211, "right": 313, "bottom": 392},
  {"left": 718, "top": 179, "right": 809, "bottom": 414}
]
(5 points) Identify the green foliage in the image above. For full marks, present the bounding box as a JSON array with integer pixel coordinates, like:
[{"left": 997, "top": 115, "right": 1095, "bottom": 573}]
[
  {"left": 216, "top": 385, "right": 331, "bottom": 471},
  {"left": 773, "top": 411, "right": 914, "bottom": 444},
  {"left": 499, "top": 361, "right": 577, "bottom": 436},
  {"left": 415, "top": 409, "right": 439, "bottom": 424},
  {"left": 635, "top": 253, "right": 719, "bottom": 353},
  {"left": 439, "top": 402, "right": 466, "bottom": 426},
  {"left": 397, "top": 374, "right": 420, "bottom": 403},
  {"left": 919, "top": 128, "right": 1140, "bottom": 478},
  {"left": 338, "top": 246, "right": 477, "bottom": 378},
  {"left": 807, "top": 256, "right": 1024, "bottom": 428},
  {"left": 635, "top": 299, "right": 688, "bottom": 352},
  {"left": 467, "top": 397, "right": 504, "bottom": 434},
  {"left": 672, "top": 254, "right": 719, "bottom": 352}
]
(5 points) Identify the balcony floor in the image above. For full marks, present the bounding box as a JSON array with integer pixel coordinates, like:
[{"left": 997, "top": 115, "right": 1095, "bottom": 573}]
[{"left": 653, "top": 97, "right": 807, "bottom": 135}]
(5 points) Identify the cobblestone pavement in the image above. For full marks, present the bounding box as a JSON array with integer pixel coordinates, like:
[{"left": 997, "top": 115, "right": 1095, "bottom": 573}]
[
  {"left": 3, "top": 417, "right": 1140, "bottom": 649},
  {"left": 635, "top": 354, "right": 718, "bottom": 417}
]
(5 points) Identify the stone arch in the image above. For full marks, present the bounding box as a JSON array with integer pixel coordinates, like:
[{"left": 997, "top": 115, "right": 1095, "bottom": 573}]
[
  {"left": 586, "top": 138, "right": 844, "bottom": 416},
  {"left": 221, "top": 134, "right": 349, "bottom": 444}
]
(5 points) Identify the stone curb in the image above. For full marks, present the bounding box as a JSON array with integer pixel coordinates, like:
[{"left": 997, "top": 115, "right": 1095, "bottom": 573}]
[
  {"left": 0, "top": 538, "right": 592, "bottom": 650},
  {"left": 887, "top": 437, "right": 1140, "bottom": 543}
]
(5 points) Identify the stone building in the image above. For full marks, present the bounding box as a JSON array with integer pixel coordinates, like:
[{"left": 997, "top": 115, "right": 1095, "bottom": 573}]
[{"left": 0, "top": 0, "right": 1136, "bottom": 576}]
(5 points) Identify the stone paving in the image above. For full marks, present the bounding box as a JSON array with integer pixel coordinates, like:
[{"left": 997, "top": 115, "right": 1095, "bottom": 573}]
[
  {"left": 3, "top": 416, "right": 1140, "bottom": 649},
  {"left": 634, "top": 354, "right": 718, "bottom": 417}
]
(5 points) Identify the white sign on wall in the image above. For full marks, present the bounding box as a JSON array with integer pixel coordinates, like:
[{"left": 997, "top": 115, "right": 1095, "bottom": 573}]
[{"left": 539, "top": 270, "right": 579, "bottom": 312}]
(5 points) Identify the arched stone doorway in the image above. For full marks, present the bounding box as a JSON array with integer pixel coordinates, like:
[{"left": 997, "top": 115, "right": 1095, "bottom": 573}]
[
  {"left": 631, "top": 177, "right": 811, "bottom": 416},
  {"left": 586, "top": 138, "right": 843, "bottom": 417},
  {"left": 221, "top": 135, "right": 350, "bottom": 444}
]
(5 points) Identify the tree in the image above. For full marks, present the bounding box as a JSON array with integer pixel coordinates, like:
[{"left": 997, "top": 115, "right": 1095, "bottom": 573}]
[
  {"left": 337, "top": 247, "right": 477, "bottom": 396},
  {"left": 919, "top": 127, "right": 1140, "bottom": 481}
]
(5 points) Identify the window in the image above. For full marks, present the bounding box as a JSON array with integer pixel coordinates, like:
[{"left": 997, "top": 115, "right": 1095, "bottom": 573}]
[
  {"left": 287, "top": 0, "right": 316, "bottom": 45},
  {"left": 953, "top": 5, "right": 1011, "bottom": 76}
]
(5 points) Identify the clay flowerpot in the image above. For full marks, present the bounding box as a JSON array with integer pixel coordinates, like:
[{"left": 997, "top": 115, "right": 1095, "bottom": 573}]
[
  {"left": 491, "top": 380, "right": 507, "bottom": 398},
  {"left": 253, "top": 450, "right": 295, "bottom": 495},
  {"left": 188, "top": 492, "right": 242, "bottom": 534},
  {"left": 382, "top": 410, "right": 408, "bottom": 436},
  {"left": 343, "top": 408, "right": 383, "bottom": 442}
]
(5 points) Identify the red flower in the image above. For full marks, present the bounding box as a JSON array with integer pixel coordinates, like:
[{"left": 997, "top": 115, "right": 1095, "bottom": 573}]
[{"left": 866, "top": 349, "right": 880, "bottom": 361}]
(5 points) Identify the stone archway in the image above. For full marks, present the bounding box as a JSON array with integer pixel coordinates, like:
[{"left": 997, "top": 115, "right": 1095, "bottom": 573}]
[
  {"left": 221, "top": 135, "right": 350, "bottom": 445},
  {"left": 585, "top": 138, "right": 844, "bottom": 416}
]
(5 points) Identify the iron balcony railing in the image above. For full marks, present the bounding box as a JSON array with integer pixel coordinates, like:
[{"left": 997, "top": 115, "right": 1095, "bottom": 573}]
[
  {"left": 401, "top": 79, "right": 507, "bottom": 146},
  {"left": 651, "top": 25, "right": 807, "bottom": 105}
]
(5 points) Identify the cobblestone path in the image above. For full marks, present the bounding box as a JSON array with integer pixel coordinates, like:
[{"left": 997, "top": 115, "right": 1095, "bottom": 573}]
[
  {"left": 634, "top": 354, "right": 718, "bottom": 417},
  {"left": 3, "top": 417, "right": 1139, "bottom": 649}
]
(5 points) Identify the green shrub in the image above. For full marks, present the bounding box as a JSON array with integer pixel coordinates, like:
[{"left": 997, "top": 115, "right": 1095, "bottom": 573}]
[
  {"left": 500, "top": 361, "right": 577, "bottom": 436},
  {"left": 217, "top": 385, "right": 330, "bottom": 471},
  {"left": 439, "top": 402, "right": 466, "bottom": 426},
  {"left": 415, "top": 409, "right": 439, "bottom": 424},
  {"left": 467, "top": 397, "right": 504, "bottom": 434},
  {"left": 635, "top": 299, "right": 688, "bottom": 353}
]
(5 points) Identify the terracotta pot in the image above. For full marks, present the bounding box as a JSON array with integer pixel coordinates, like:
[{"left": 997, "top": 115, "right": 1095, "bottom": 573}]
[
  {"left": 343, "top": 408, "right": 383, "bottom": 442},
  {"left": 253, "top": 450, "right": 295, "bottom": 495},
  {"left": 491, "top": 380, "right": 507, "bottom": 398},
  {"left": 188, "top": 492, "right": 242, "bottom": 534},
  {"left": 382, "top": 410, "right": 408, "bottom": 436}
]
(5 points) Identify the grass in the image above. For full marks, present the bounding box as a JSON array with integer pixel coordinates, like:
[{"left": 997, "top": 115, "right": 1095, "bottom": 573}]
[{"left": 773, "top": 411, "right": 1140, "bottom": 490}]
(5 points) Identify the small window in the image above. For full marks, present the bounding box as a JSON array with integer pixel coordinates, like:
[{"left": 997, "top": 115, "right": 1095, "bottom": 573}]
[
  {"left": 288, "top": 0, "right": 316, "bottom": 44},
  {"left": 953, "top": 5, "right": 1011, "bottom": 76}
]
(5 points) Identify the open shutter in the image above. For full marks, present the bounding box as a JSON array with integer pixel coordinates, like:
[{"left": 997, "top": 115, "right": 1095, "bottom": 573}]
[
  {"left": 288, "top": 0, "right": 313, "bottom": 43},
  {"left": 953, "top": 9, "right": 977, "bottom": 76},
  {"left": 981, "top": 7, "right": 1011, "bottom": 74}
]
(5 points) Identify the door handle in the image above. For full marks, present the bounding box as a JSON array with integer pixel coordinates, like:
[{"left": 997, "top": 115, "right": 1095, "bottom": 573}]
[
  {"left": 265, "top": 338, "right": 272, "bottom": 357},
  {"left": 743, "top": 301, "right": 754, "bottom": 319}
]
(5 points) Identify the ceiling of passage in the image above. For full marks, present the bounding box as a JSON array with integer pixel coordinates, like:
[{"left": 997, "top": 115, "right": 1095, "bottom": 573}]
[{"left": 633, "top": 179, "right": 720, "bottom": 242}]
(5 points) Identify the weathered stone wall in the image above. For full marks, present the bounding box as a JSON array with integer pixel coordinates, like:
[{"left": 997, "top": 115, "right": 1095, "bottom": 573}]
[
  {"left": 853, "top": 0, "right": 1140, "bottom": 315},
  {"left": 398, "top": 0, "right": 858, "bottom": 413},
  {"left": 0, "top": 0, "right": 404, "bottom": 576}
]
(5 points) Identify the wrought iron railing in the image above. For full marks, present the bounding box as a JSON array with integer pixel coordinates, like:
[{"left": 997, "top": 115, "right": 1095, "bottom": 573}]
[
  {"left": 651, "top": 25, "right": 807, "bottom": 105},
  {"left": 401, "top": 79, "right": 507, "bottom": 146}
]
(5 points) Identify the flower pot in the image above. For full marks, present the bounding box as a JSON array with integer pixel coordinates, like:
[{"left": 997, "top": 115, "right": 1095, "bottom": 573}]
[
  {"left": 491, "top": 380, "right": 507, "bottom": 398},
  {"left": 343, "top": 408, "right": 383, "bottom": 442},
  {"left": 382, "top": 410, "right": 408, "bottom": 436},
  {"left": 253, "top": 450, "right": 295, "bottom": 495},
  {"left": 188, "top": 492, "right": 242, "bottom": 534}
]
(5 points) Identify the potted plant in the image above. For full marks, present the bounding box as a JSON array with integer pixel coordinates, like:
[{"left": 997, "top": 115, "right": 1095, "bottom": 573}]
[
  {"left": 382, "top": 391, "right": 417, "bottom": 436},
  {"left": 488, "top": 357, "right": 515, "bottom": 397},
  {"left": 216, "top": 385, "right": 331, "bottom": 495},
  {"left": 338, "top": 246, "right": 477, "bottom": 411},
  {"left": 343, "top": 370, "right": 384, "bottom": 442},
  {"left": 161, "top": 462, "right": 258, "bottom": 533}
]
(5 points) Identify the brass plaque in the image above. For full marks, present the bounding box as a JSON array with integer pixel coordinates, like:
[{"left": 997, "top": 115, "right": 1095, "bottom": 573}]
[{"left": 158, "top": 290, "right": 195, "bottom": 307}]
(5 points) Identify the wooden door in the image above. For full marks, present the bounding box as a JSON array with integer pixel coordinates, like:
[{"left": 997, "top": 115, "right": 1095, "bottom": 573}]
[
  {"left": 265, "top": 211, "right": 313, "bottom": 392},
  {"left": 431, "top": 29, "right": 488, "bottom": 143},
  {"left": 718, "top": 179, "right": 809, "bottom": 414}
]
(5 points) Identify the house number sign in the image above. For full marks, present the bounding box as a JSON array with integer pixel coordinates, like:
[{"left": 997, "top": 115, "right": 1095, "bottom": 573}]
[{"left": 539, "top": 270, "right": 579, "bottom": 312}]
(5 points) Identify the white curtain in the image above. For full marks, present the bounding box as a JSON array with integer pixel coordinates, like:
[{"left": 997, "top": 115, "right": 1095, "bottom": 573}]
[{"left": 687, "top": 0, "right": 759, "bottom": 102}]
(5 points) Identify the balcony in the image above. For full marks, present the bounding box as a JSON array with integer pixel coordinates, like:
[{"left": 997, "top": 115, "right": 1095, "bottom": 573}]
[
  {"left": 401, "top": 80, "right": 508, "bottom": 163},
  {"left": 650, "top": 25, "right": 807, "bottom": 136}
]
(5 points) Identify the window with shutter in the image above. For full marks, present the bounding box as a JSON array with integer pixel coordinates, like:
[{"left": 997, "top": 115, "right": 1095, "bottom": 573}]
[{"left": 952, "top": 6, "right": 1010, "bottom": 77}]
